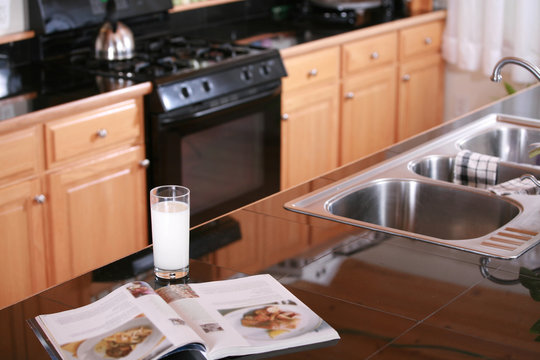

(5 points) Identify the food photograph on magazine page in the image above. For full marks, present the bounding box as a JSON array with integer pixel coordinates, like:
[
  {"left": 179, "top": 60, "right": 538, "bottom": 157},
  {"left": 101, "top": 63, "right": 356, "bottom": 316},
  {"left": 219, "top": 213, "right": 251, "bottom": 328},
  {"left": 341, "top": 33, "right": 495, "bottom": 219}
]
[
  {"left": 59, "top": 315, "right": 171, "bottom": 360},
  {"left": 220, "top": 302, "right": 323, "bottom": 342}
]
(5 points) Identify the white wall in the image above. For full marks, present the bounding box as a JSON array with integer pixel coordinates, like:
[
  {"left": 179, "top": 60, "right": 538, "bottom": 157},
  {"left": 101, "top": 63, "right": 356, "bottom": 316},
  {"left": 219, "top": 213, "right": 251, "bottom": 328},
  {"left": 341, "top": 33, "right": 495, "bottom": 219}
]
[{"left": 443, "top": 63, "right": 533, "bottom": 121}]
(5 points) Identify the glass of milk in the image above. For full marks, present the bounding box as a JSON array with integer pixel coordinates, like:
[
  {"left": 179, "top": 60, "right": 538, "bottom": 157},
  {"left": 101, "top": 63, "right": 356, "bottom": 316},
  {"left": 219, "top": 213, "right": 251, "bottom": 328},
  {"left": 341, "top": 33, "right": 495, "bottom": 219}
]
[{"left": 150, "top": 185, "right": 190, "bottom": 280}]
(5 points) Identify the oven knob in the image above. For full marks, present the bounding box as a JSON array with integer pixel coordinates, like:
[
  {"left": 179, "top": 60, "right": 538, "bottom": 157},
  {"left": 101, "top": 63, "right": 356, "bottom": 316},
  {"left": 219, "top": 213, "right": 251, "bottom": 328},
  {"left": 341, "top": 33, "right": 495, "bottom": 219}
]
[
  {"left": 241, "top": 69, "right": 253, "bottom": 81},
  {"left": 180, "top": 86, "right": 191, "bottom": 98},
  {"left": 260, "top": 64, "right": 271, "bottom": 76},
  {"left": 202, "top": 80, "right": 212, "bottom": 92}
]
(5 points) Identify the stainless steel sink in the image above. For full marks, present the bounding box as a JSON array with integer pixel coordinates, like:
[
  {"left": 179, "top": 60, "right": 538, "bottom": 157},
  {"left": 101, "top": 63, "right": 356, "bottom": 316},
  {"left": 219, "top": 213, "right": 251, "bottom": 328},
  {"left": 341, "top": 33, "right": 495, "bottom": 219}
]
[
  {"left": 327, "top": 179, "right": 519, "bottom": 240},
  {"left": 285, "top": 113, "right": 540, "bottom": 259},
  {"left": 410, "top": 155, "right": 540, "bottom": 184},
  {"left": 458, "top": 126, "right": 540, "bottom": 165}
]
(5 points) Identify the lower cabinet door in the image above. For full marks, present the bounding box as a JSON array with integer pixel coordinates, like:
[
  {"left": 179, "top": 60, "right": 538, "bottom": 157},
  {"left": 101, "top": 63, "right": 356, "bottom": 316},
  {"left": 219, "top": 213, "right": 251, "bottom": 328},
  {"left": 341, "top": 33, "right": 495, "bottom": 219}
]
[
  {"left": 341, "top": 65, "right": 397, "bottom": 164},
  {"left": 47, "top": 146, "right": 148, "bottom": 283},
  {"left": 281, "top": 82, "right": 340, "bottom": 189},
  {"left": 397, "top": 53, "right": 444, "bottom": 141},
  {"left": 0, "top": 179, "right": 48, "bottom": 309}
]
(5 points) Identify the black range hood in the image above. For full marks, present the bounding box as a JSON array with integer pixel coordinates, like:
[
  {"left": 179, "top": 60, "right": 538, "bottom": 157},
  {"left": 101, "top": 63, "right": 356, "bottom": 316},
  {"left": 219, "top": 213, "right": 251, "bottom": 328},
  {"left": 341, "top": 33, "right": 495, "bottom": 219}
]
[{"left": 28, "top": 0, "right": 173, "bottom": 35}]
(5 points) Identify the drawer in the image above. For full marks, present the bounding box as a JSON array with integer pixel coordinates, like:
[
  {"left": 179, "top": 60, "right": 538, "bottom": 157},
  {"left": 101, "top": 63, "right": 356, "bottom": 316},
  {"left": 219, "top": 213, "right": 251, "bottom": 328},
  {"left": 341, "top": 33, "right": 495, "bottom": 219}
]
[
  {"left": 45, "top": 99, "right": 141, "bottom": 167},
  {"left": 282, "top": 46, "right": 340, "bottom": 92},
  {"left": 342, "top": 32, "right": 398, "bottom": 75},
  {"left": 0, "top": 126, "right": 41, "bottom": 182},
  {"left": 400, "top": 20, "right": 443, "bottom": 60}
]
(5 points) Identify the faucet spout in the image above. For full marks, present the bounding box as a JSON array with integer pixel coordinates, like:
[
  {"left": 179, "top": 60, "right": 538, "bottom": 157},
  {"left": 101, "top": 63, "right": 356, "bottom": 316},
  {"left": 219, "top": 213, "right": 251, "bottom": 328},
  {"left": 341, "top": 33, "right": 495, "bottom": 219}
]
[
  {"left": 490, "top": 56, "right": 540, "bottom": 83},
  {"left": 520, "top": 174, "right": 540, "bottom": 189}
]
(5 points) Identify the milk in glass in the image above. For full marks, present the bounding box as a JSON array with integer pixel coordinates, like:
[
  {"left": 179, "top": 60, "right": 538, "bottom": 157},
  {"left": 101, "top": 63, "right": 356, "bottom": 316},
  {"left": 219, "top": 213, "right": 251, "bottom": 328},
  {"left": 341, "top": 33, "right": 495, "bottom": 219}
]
[{"left": 151, "top": 200, "right": 190, "bottom": 270}]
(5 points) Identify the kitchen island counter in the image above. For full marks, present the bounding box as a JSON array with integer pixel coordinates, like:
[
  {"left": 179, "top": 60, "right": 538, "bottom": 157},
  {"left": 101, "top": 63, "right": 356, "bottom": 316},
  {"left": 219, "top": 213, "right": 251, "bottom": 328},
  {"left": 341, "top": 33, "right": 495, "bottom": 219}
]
[{"left": 2, "top": 85, "right": 540, "bottom": 359}]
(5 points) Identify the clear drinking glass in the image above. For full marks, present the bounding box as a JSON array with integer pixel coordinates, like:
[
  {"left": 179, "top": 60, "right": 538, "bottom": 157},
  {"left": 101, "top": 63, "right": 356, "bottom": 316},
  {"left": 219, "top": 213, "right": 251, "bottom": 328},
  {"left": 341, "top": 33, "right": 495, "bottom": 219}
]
[{"left": 150, "top": 185, "right": 190, "bottom": 280}]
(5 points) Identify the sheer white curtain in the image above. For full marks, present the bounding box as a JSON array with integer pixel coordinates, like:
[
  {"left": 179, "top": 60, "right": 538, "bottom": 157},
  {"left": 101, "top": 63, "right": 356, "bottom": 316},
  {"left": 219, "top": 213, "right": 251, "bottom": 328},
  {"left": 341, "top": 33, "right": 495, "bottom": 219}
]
[{"left": 442, "top": 0, "right": 540, "bottom": 83}]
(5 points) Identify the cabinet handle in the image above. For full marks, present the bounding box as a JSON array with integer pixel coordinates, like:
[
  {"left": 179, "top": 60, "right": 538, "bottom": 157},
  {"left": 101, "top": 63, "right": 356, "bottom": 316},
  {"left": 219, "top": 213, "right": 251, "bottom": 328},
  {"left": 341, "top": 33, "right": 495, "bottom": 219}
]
[
  {"left": 34, "top": 194, "right": 46, "bottom": 204},
  {"left": 402, "top": 74, "right": 411, "bottom": 82},
  {"left": 370, "top": 51, "right": 379, "bottom": 60},
  {"left": 96, "top": 128, "right": 108, "bottom": 138},
  {"left": 139, "top": 159, "right": 150, "bottom": 168},
  {"left": 281, "top": 113, "right": 289, "bottom": 121},
  {"left": 424, "top": 37, "right": 432, "bottom": 45},
  {"left": 345, "top": 92, "right": 355, "bottom": 99},
  {"left": 308, "top": 68, "right": 318, "bottom": 77}
]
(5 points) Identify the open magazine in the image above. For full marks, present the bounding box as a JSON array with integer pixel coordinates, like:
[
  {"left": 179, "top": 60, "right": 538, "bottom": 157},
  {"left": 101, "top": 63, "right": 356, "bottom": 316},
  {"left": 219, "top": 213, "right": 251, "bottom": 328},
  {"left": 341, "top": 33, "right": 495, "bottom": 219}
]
[{"left": 29, "top": 274, "right": 340, "bottom": 360}]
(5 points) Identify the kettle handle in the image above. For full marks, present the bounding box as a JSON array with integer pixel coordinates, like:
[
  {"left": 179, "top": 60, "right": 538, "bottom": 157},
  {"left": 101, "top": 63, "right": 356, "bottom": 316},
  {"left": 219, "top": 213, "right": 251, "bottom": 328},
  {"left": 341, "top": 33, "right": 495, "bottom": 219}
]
[{"left": 105, "top": 0, "right": 118, "bottom": 32}]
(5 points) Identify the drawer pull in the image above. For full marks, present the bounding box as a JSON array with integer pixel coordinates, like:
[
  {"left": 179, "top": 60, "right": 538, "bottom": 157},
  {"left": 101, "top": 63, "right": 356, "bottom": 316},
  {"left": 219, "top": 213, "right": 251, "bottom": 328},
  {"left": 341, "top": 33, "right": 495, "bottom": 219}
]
[
  {"left": 402, "top": 74, "right": 411, "bottom": 82},
  {"left": 34, "top": 194, "right": 46, "bottom": 204},
  {"left": 308, "top": 68, "right": 318, "bottom": 77},
  {"left": 424, "top": 37, "right": 433, "bottom": 45},
  {"left": 345, "top": 92, "right": 355, "bottom": 99},
  {"left": 281, "top": 113, "right": 289, "bottom": 121},
  {"left": 370, "top": 51, "right": 379, "bottom": 60},
  {"left": 96, "top": 128, "right": 108, "bottom": 138},
  {"left": 139, "top": 159, "right": 150, "bottom": 168}
]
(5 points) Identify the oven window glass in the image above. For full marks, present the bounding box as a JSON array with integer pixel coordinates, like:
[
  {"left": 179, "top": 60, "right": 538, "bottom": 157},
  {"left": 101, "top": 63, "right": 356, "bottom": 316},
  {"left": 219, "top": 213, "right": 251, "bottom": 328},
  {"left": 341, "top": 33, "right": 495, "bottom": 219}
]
[{"left": 181, "top": 114, "right": 265, "bottom": 216}]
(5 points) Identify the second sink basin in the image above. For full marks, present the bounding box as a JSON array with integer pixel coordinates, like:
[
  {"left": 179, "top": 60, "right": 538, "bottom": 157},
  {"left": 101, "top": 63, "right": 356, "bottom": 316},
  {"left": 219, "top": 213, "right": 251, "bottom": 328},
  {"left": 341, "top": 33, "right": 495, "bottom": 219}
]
[
  {"left": 327, "top": 179, "right": 520, "bottom": 240},
  {"left": 409, "top": 155, "right": 540, "bottom": 184},
  {"left": 458, "top": 126, "right": 540, "bottom": 165}
]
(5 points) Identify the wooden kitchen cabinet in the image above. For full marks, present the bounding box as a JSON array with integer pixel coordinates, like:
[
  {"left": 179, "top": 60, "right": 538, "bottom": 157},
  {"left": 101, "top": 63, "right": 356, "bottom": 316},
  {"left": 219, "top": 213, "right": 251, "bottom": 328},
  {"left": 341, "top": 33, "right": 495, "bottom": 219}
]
[
  {"left": 0, "top": 86, "right": 151, "bottom": 307},
  {"left": 47, "top": 146, "right": 148, "bottom": 283},
  {"left": 0, "top": 126, "right": 48, "bottom": 309},
  {"left": 281, "top": 46, "right": 340, "bottom": 189},
  {"left": 44, "top": 99, "right": 141, "bottom": 169},
  {"left": 341, "top": 66, "right": 397, "bottom": 163},
  {"left": 42, "top": 96, "right": 148, "bottom": 284},
  {"left": 397, "top": 20, "right": 444, "bottom": 141},
  {"left": 397, "top": 53, "right": 444, "bottom": 140},
  {"left": 340, "top": 32, "right": 398, "bottom": 164},
  {"left": 280, "top": 16, "right": 445, "bottom": 186},
  {"left": 281, "top": 81, "right": 340, "bottom": 189},
  {"left": 0, "top": 179, "right": 48, "bottom": 309}
]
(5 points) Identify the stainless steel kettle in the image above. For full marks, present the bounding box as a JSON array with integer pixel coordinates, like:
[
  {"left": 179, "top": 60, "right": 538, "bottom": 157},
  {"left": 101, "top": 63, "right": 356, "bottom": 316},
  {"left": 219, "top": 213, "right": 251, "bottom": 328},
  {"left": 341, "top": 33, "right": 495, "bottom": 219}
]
[{"left": 95, "top": 0, "right": 135, "bottom": 61}]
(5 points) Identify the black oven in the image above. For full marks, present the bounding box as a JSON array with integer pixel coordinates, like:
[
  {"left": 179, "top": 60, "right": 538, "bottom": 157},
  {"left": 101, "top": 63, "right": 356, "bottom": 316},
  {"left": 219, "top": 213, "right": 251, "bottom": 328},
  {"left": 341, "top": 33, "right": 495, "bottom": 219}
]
[
  {"left": 147, "top": 51, "right": 286, "bottom": 226},
  {"left": 148, "top": 84, "right": 281, "bottom": 226}
]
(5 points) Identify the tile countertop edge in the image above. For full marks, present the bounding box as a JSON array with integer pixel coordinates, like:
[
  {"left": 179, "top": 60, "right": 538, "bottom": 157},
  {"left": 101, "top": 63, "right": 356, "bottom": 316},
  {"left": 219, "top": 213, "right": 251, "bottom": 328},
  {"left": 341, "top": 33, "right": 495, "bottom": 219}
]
[
  {"left": 279, "top": 10, "right": 447, "bottom": 59},
  {"left": 0, "top": 82, "right": 153, "bottom": 134}
]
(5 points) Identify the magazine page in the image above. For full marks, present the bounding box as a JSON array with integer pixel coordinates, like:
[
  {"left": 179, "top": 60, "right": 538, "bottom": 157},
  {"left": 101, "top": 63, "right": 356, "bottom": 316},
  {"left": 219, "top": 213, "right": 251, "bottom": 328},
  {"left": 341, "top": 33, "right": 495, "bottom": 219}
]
[
  {"left": 35, "top": 281, "right": 205, "bottom": 360},
  {"left": 155, "top": 274, "right": 339, "bottom": 359}
]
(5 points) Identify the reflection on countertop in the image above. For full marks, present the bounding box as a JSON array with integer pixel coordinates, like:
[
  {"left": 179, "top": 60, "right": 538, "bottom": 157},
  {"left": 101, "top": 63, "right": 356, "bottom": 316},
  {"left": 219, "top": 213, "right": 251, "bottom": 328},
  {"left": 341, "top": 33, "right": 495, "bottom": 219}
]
[{"left": 3, "top": 85, "right": 540, "bottom": 359}]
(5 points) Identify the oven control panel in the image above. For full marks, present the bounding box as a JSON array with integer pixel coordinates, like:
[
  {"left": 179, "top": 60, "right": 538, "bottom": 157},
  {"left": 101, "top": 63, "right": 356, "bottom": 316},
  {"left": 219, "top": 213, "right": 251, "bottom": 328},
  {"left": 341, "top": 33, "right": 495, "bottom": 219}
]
[{"left": 156, "top": 53, "right": 287, "bottom": 112}]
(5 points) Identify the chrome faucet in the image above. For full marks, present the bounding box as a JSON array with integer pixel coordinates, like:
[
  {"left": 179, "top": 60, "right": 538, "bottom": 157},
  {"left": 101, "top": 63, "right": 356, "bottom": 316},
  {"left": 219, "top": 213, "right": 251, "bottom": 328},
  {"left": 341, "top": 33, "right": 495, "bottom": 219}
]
[
  {"left": 520, "top": 174, "right": 540, "bottom": 189},
  {"left": 490, "top": 57, "right": 540, "bottom": 160},
  {"left": 490, "top": 56, "right": 540, "bottom": 83}
]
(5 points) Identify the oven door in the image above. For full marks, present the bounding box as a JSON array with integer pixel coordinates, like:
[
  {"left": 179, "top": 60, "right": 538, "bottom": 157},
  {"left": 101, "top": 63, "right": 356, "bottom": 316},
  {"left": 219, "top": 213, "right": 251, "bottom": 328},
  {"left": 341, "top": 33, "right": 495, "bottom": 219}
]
[{"left": 149, "top": 88, "right": 281, "bottom": 226}]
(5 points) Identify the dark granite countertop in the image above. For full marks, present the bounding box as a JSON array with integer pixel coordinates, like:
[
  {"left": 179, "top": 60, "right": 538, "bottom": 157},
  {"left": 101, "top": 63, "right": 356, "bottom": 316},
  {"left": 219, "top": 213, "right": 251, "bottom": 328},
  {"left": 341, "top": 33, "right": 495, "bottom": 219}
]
[{"left": 3, "top": 84, "right": 540, "bottom": 359}]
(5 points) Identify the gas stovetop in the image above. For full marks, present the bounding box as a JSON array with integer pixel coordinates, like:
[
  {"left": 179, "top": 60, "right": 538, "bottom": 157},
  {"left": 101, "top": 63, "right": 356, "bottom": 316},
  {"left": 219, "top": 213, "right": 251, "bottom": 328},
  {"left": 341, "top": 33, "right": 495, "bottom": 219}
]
[
  {"left": 69, "top": 35, "right": 269, "bottom": 81},
  {"left": 64, "top": 34, "right": 287, "bottom": 113}
]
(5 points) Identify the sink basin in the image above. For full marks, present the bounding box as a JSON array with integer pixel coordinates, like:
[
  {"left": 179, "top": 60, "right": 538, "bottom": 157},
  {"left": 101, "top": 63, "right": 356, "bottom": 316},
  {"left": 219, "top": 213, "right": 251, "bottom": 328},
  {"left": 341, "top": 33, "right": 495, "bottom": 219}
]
[
  {"left": 326, "top": 179, "right": 520, "bottom": 240},
  {"left": 409, "top": 155, "right": 540, "bottom": 184},
  {"left": 285, "top": 113, "right": 540, "bottom": 259},
  {"left": 458, "top": 126, "right": 540, "bottom": 165}
]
